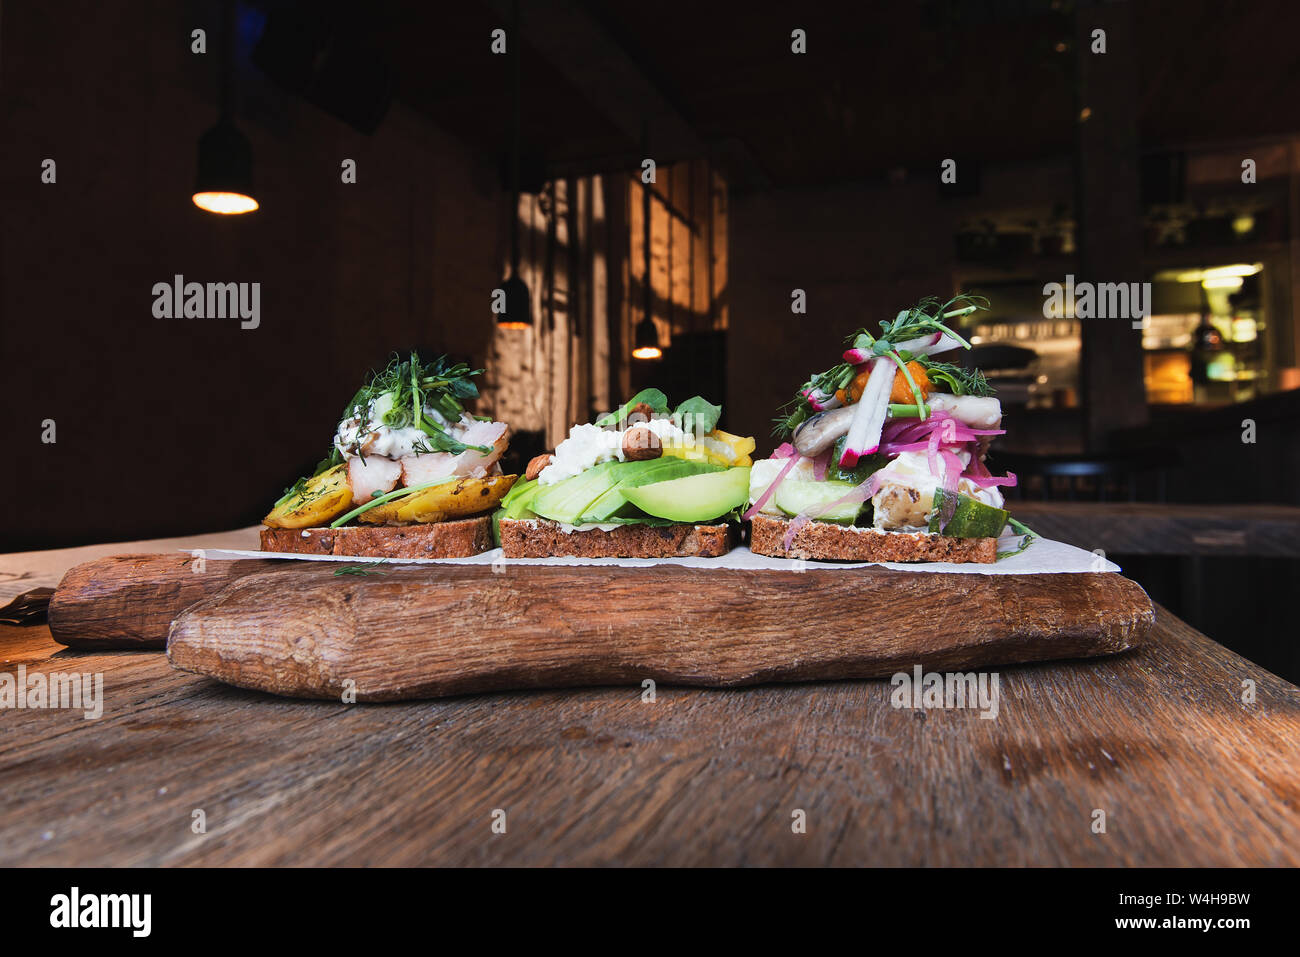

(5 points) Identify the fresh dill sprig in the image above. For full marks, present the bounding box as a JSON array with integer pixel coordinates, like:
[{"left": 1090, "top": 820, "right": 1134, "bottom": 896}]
[
  {"left": 333, "top": 561, "right": 390, "bottom": 576},
  {"left": 915, "top": 360, "right": 995, "bottom": 398},
  {"left": 337, "top": 352, "right": 490, "bottom": 458},
  {"left": 996, "top": 518, "right": 1038, "bottom": 560},
  {"left": 273, "top": 476, "right": 310, "bottom": 509},
  {"left": 846, "top": 294, "right": 989, "bottom": 352},
  {"left": 772, "top": 362, "right": 856, "bottom": 437}
]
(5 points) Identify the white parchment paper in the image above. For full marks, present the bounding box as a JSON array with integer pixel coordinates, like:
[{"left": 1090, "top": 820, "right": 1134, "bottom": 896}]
[{"left": 190, "top": 535, "right": 1117, "bottom": 575}]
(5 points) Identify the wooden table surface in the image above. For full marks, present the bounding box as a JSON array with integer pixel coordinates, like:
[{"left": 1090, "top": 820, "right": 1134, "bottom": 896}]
[
  {"left": 1011, "top": 501, "right": 1300, "bottom": 557},
  {"left": 3, "top": 529, "right": 1299, "bottom": 866},
  {"left": 3, "top": 541, "right": 1299, "bottom": 865}
]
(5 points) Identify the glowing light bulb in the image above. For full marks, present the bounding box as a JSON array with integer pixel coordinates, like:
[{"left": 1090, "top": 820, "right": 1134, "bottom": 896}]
[{"left": 192, "top": 191, "right": 259, "bottom": 215}]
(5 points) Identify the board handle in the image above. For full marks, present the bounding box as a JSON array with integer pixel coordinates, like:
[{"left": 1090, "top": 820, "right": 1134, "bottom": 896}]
[{"left": 49, "top": 553, "right": 283, "bottom": 650}]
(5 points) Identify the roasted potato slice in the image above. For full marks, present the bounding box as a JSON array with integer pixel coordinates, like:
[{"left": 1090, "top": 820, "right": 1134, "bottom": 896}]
[
  {"left": 349, "top": 497, "right": 413, "bottom": 526},
  {"left": 263, "top": 465, "right": 352, "bottom": 529},
  {"left": 396, "top": 474, "right": 517, "bottom": 523},
  {"left": 356, "top": 474, "right": 518, "bottom": 525}
]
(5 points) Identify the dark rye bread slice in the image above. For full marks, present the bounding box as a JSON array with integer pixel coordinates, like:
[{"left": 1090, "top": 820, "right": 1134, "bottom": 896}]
[
  {"left": 499, "top": 517, "right": 735, "bottom": 559},
  {"left": 261, "top": 516, "right": 493, "bottom": 559},
  {"left": 750, "top": 513, "right": 998, "bottom": 564}
]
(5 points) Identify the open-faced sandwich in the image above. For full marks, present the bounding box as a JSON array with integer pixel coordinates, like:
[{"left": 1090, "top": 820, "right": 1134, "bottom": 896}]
[
  {"left": 497, "top": 390, "right": 755, "bottom": 558},
  {"left": 748, "top": 295, "right": 1032, "bottom": 564},
  {"left": 261, "top": 352, "right": 516, "bottom": 558}
]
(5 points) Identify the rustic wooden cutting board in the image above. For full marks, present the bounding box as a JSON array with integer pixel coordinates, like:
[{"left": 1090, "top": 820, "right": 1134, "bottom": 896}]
[
  {"left": 166, "top": 563, "right": 1154, "bottom": 700},
  {"left": 49, "top": 554, "right": 283, "bottom": 649}
]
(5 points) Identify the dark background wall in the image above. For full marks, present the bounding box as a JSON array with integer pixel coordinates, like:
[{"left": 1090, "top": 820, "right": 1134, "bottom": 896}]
[
  {"left": 727, "top": 180, "right": 955, "bottom": 444},
  {"left": 5, "top": 0, "right": 1300, "bottom": 557},
  {"left": 1, "top": 0, "right": 506, "bottom": 550}
]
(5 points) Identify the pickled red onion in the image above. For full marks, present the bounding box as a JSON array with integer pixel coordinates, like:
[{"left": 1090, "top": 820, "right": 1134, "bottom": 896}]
[{"left": 743, "top": 453, "right": 802, "bottom": 520}]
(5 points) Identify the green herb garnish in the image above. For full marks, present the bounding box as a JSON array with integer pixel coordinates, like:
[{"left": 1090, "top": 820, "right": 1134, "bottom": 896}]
[
  {"left": 333, "top": 561, "right": 390, "bottom": 576},
  {"left": 996, "top": 517, "right": 1038, "bottom": 560},
  {"left": 773, "top": 295, "right": 991, "bottom": 439},
  {"left": 851, "top": 294, "right": 986, "bottom": 352},
  {"left": 915, "top": 360, "right": 995, "bottom": 398},
  {"left": 338, "top": 352, "right": 490, "bottom": 458},
  {"left": 673, "top": 395, "right": 723, "bottom": 434},
  {"left": 273, "top": 476, "right": 311, "bottom": 510},
  {"left": 595, "top": 388, "right": 670, "bottom": 427},
  {"left": 328, "top": 476, "right": 457, "bottom": 528},
  {"left": 596, "top": 390, "right": 727, "bottom": 436}
]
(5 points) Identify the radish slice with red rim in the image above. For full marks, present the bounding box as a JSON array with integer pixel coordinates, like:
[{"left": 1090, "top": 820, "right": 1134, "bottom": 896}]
[{"left": 838, "top": 357, "right": 893, "bottom": 468}]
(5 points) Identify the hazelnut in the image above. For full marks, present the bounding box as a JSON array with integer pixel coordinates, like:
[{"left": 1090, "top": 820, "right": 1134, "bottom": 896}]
[
  {"left": 525, "top": 453, "right": 553, "bottom": 481},
  {"left": 622, "top": 427, "right": 662, "bottom": 461},
  {"left": 623, "top": 402, "right": 657, "bottom": 427}
]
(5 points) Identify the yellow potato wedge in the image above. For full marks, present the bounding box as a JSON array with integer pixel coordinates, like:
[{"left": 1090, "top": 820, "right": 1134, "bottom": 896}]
[
  {"left": 397, "top": 474, "right": 517, "bottom": 523},
  {"left": 263, "top": 465, "right": 352, "bottom": 529},
  {"left": 355, "top": 474, "right": 518, "bottom": 525},
  {"left": 660, "top": 445, "right": 713, "bottom": 464},
  {"left": 661, "top": 429, "right": 756, "bottom": 467},
  {"left": 707, "top": 429, "right": 757, "bottom": 463},
  {"left": 349, "top": 497, "right": 415, "bottom": 526}
]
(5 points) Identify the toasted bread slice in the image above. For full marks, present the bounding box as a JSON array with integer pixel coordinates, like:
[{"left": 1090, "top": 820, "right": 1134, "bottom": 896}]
[
  {"left": 499, "top": 517, "right": 735, "bottom": 559},
  {"left": 749, "top": 514, "right": 997, "bottom": 564},
  {"left": 261, "top": 516, "right": 493, "bottom": 559}
]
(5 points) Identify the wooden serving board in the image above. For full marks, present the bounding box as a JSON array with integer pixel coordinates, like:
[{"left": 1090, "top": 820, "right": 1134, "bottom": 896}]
[
  {"left": 166, "top": 563, "right": 1154, "bottom": 700},
  {"left": 48, "top": 554, "right": 283, "bottom": 649}
]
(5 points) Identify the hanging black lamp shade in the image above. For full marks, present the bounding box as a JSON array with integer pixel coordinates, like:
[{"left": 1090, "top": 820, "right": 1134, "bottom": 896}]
[
  {"left": 194, "top": 0, "right": 257, "bottom": 215},
  {"left": 496, "top": 0, "right": 531, "bottom": 329},
  {"left": 193, "top": 118, "right": 258, "bottom": 214},
  {"left": 632, "top": 315, "right": 662, "bottom": 360},
  {"left": 497, "top": 273, "right": 533, "bottom": 329}
]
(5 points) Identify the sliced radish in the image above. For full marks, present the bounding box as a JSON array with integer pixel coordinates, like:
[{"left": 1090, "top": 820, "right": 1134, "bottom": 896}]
[{"left": 838, "top": 357, "right": 893, "bottom": 467}]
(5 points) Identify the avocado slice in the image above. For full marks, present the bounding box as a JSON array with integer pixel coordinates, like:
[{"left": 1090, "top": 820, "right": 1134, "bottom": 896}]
[
  {"left": 530, "top": 461, "right": 622, "bottom": 524},
  {"left": 620, "top": 467, "right": 750, "bottom": 523},
  {"left": 580, "top": 458, "right": 722, "bottom": 522},
  {"left": 500, "top": 476, "right": 537, "bottom": 511},
  {"left": 502, "top": 479, "right": 544, "bottom": 519}
]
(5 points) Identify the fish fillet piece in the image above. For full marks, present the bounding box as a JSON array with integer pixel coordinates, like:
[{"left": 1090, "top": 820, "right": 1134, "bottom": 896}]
[
  {"left": 451, "top": 421, "right": 509, "bottom": 477},
  {"left": 347, "top": 455, "right": 402, "bottom": 505},
  {"left": 400, "top": 451, "right": 456, "bottom": 486}
]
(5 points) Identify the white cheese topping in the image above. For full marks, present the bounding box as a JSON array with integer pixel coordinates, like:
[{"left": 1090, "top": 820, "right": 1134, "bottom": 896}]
[
  {"left": 537, "top": 419, "right": 689, "bottom": 486},
  {"left": 333, "top": 392, "right": 456, "bottom": 461}
]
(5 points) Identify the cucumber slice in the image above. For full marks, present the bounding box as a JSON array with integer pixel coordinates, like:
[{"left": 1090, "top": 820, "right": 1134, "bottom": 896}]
[
  {"left": 929, "top": 489, "right": 1009, "bottom": 538},
  {"left": 773, "top": 479, "right": 863, "bottom": 524},
  {"left": 828, "top": 437, "right": 888, "bottom": 485}
]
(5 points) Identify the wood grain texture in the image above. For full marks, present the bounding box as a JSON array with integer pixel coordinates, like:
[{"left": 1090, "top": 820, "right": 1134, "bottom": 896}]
[
  {"left": 2, "top": 606, "right": 1297, "bottom": 866},
  {"left": 1011, "top": 501, "right": 1300, "bottom": 557},
  {"left": 48, "top": 554, "right": 283, "bottom": 650},
  {"left": 166, "top": 564, "right": 1153, "bottom": 700}
]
